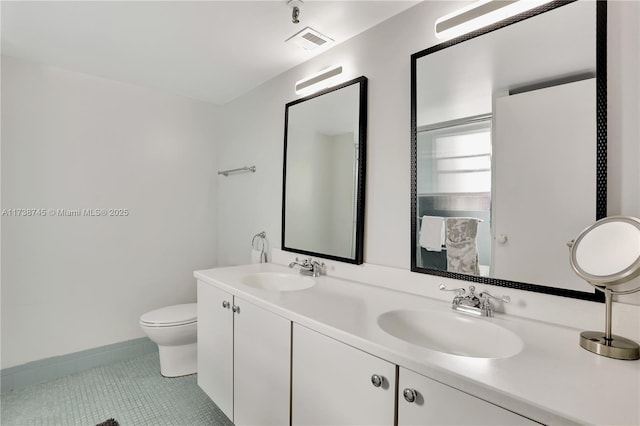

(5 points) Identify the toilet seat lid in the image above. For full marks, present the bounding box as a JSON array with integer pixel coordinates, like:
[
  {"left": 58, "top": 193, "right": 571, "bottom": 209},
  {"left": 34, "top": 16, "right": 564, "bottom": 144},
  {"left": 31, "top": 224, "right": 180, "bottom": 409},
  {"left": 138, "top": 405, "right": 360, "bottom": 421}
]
[{"left": 140, "top": 303, "right": 197, "bottom": 326}]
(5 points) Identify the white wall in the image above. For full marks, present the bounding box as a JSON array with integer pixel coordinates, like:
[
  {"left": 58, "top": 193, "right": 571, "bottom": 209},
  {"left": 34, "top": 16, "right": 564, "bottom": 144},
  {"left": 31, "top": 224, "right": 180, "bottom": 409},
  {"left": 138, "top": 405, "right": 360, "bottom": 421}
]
[
  {"left": 1, "top": 56, "right": 219, "bottom": 368},
  {"left": 217, "top": 1, "right": 640, "bottom": 307}
]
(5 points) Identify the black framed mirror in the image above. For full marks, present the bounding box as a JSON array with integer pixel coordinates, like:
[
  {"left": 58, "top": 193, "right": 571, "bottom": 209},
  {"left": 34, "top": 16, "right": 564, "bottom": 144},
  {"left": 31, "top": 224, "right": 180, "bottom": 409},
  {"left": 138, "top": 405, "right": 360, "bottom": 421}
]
[
  {"left": 410, "top": 1, "right": 606, "bottom": 302},
  {"left": 282, "top": 76, "right": 367, "bottom": 264}
]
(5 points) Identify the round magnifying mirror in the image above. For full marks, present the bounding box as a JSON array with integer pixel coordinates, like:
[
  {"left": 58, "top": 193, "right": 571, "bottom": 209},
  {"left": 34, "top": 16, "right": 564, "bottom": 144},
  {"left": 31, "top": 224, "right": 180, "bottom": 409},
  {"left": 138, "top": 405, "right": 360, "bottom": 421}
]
[
  {"left": 568, "top": 216, "right": 640, "bottom": 360},
  {"left": 570, "top": 216, "right": 640, "bottom": 286}
]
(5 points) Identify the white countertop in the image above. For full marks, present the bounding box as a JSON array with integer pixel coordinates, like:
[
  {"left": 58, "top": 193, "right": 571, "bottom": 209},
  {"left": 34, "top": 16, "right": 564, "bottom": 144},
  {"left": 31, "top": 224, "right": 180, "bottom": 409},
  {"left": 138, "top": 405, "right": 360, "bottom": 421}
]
[{"left": 194, "top": 263, "right": 640, "bottom": 425}]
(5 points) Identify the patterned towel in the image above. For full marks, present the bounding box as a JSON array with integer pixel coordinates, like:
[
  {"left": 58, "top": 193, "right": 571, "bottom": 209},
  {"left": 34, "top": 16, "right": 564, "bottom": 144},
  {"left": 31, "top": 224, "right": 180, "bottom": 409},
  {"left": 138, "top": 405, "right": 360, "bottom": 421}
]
[{"left": 445, "top": 217, "right": 480, "bottom": 275}]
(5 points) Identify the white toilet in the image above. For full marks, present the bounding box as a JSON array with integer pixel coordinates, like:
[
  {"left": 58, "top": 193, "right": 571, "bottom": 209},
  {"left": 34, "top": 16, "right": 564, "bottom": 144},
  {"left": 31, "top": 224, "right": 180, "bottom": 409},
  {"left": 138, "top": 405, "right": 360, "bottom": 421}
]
[{"left": 139, "top": 303, "right": 197, "bottom": 377}]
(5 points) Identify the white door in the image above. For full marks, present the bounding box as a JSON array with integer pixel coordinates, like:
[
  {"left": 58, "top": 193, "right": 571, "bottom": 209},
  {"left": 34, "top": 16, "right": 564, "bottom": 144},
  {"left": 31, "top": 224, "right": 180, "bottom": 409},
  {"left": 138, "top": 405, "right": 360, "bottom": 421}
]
[
  {"left": 492, "top": 78, "right": 596, "bottom": 291},
  {"left": 292, "top": 324, "right": 396, "bottom": 426},
  {"left": 233, "top": 297, "right": 291, "bottom": 426},
  {"left": 196, "top": 281, "right": 234, "bottom": 420},
  {"left": 398, "top": 367, "right": 536, "bottom": 425}
]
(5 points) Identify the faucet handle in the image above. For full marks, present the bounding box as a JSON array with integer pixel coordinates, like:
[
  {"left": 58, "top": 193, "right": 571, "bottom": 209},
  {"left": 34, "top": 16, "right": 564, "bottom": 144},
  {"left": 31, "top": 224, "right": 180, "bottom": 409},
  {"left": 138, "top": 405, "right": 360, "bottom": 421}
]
[
  {"left": 311, "top": 260, "right": 325, "bottom": 277},
  {"left": 480, "top": 290, "right": 511, "bottom": 303},
  {"left": 294, "top": 257, "right": 311, "bottom": 266},
  {"left": 439, "top": 284, "right": 466, "bottom": 296}
]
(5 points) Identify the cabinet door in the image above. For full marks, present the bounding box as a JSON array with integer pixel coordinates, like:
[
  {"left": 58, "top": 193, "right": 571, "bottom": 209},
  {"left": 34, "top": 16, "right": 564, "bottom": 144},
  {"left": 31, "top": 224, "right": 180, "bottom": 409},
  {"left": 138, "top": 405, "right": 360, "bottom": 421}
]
[
  {"left": 292, "top": 324, "right": 396, "bottom": 426},
  {"left": 234, "top": 298, "right": 291, "bottom": 426},
  {"left": 398, "top": 367, "right": 536, "bottom": 425},
  {"left": 197, "top": 281, "right": 233, "bottom": 420}
]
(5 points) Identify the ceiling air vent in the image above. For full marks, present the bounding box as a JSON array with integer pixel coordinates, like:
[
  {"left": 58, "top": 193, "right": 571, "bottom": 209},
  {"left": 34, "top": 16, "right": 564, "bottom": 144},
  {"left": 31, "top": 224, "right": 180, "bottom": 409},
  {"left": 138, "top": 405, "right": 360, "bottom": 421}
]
[{"left": 286, "top": 26, "right": 333, "bottom": 51}]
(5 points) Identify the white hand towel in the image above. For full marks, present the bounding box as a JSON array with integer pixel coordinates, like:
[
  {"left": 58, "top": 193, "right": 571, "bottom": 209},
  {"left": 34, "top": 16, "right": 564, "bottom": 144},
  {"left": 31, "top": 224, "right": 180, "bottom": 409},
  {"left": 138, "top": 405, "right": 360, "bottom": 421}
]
[
  {"left": 251, "top": 249, "right": 265, "bottom": 264},
  {"left": 419, "top": 216, "right": 444, "bottom": 252}
]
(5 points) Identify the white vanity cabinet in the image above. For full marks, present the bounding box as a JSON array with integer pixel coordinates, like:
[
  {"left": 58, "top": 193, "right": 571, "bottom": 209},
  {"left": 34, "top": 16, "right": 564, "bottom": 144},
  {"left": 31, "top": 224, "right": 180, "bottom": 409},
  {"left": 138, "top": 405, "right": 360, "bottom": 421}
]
[
  {"left": 195, "top": 265, "right": 640, "bottom": 426},
  {"left": 197, "top": 281, "right": 291, "bottom": 425},
  {"left": 290, "top": 323, "right": 535, "bottom": 426},
  {"left": 233, "top": 296, "right": 291, "bottom": 426},
  {"left": 397, "top": 367, "right": 537, "bottom": 425},
  {"left": 197, "top": 281, "right": 233, "bottom": 418},
  {"left": 292, "top": 324, "right": 396, "bottom": 426}
]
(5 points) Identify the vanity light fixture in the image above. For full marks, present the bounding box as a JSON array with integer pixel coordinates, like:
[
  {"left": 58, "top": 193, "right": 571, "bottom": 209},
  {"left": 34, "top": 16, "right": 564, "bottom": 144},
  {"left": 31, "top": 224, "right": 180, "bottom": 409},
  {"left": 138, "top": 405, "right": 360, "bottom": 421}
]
[
  {"left": 434, "top": 0, "right": 555, "bottom": 40},
  {"left": 294, "top": 64, "right": 343, "bottom": 95}
]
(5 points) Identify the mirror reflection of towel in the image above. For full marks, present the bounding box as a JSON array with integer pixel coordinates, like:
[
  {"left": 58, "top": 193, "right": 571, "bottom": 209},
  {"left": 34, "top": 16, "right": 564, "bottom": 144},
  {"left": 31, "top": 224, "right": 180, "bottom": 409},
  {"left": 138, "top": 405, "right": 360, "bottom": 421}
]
[
  {"left": 419, "top": 216, "right": 444, "bottom": 252},
  {"left": 445, "top": 217, "right": 480, "bottom": 275}
]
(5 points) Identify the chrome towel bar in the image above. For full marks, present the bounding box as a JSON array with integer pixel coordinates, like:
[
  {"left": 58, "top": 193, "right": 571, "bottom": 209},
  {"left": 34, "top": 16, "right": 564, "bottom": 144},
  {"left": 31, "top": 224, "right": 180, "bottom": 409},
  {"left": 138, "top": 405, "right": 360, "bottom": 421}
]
[{"left": 218, "top": 166, "right": 256, "bottom": 177}]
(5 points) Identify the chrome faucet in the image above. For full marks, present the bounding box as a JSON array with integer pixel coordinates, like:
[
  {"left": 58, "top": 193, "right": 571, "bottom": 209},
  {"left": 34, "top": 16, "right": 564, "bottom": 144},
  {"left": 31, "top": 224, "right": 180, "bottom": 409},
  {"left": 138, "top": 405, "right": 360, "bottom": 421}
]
[
  {"left": 438, "top": 284, "right": 466, "bottom": 308},
  {"left": 288, "top": 257, "right": 325, "bottom": 278},
  {"left": 460, "top": 285, "right": 482, "bottom": 308},
  {"left": 440, "top": 284, "right": 510, "bottom": 317},
  {"left": 478, "top": 290, "right": 511, "bottom": 317}
]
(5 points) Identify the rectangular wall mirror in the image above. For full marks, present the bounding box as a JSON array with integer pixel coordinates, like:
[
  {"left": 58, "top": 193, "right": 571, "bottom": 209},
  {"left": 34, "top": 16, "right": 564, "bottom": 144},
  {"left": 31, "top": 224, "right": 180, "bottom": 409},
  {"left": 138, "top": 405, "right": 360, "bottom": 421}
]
[
  {"left": 411, "top": 1, "right": 606, "bottom": 301},
  {"left": 282, "top": 76, "right": 367, "bottom": 264}
]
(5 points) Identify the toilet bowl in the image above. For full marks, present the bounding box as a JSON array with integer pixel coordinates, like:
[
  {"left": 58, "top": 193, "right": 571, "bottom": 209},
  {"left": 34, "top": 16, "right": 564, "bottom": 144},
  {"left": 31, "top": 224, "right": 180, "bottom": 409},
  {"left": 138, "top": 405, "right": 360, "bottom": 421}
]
[{"left": 140, "top": 303, "right": 197, "bottom": 377}]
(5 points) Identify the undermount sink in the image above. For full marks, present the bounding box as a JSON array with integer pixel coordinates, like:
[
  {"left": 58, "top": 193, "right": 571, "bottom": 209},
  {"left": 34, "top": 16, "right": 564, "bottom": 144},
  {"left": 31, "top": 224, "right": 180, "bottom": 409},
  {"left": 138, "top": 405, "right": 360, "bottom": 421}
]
[
  {"left": 241, "top": 272, "right": 315, "bottom": 292},
  {"left": 377, "top": 309, "right": 523, "bottom": 359}
]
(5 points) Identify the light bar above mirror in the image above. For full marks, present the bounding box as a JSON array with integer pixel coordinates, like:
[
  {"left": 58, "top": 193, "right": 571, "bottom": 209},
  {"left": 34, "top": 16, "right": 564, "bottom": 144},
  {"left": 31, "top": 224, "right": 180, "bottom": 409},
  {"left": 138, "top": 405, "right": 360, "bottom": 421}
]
[{"left": 434, "top": 0, "right": 555, "bottom": 40}]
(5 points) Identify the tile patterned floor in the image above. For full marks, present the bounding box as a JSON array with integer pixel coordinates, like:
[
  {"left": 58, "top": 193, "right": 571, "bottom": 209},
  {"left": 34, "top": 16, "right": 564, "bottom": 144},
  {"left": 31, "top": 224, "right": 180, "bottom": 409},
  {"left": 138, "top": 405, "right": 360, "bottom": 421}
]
[{"left": 1, "top": 352, "right": 233, "bottom": 426}]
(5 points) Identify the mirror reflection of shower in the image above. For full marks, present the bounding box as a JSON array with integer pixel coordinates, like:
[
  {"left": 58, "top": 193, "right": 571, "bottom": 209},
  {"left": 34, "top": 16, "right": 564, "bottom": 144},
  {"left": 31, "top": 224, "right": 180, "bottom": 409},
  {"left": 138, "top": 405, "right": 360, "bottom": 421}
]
[{"left": 416, "top": 115, "right": 492, "bottom": 276}]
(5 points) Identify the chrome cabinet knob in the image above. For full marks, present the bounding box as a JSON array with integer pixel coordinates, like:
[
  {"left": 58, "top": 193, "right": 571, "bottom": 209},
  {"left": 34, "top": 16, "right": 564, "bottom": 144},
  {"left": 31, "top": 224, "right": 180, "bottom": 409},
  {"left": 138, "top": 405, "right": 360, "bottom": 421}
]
[
  {"left": 403, "top": 388, "right": 417, "bottom": 403},
  {"left": 370, "top": 374, "right": 383, "bottom": 388},
  {"left": 222, "top": 301, "right": 230, "bottom": 309},
  {"left": 232, "top": 305, "right": 240, "bottom": 314}
]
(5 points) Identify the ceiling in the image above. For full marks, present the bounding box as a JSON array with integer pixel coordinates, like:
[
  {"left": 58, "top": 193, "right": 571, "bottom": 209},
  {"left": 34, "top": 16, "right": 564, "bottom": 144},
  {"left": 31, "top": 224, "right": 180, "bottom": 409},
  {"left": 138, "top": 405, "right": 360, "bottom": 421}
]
[{"left": 1, "top": 1, "right": 418, "bottom": 105}]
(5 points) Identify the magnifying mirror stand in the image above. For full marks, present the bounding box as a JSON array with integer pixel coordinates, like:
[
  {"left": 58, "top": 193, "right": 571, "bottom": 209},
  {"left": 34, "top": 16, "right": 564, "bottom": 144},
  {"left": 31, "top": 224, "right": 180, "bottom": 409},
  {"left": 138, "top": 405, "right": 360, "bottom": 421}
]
[
  {"left": 580, "top": 286, "right": 640, "bottom": 360},
  {"left": 569, "top": 216, "right": 640, "bottom": 361}
]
